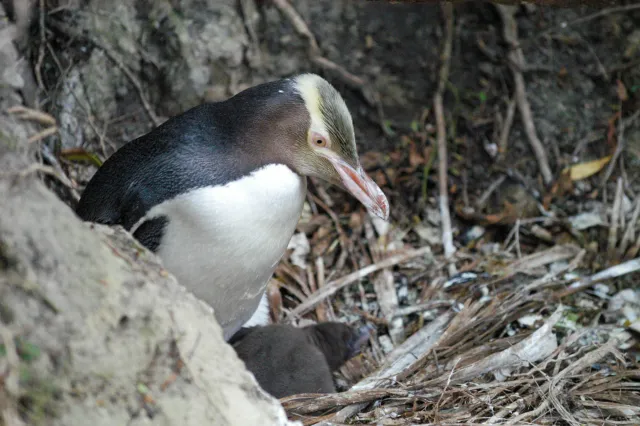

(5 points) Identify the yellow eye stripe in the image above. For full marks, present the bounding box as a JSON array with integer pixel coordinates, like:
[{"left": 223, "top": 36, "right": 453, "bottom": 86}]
[{"left": 294, "top": 74, "right": 328, "bottom": 137}]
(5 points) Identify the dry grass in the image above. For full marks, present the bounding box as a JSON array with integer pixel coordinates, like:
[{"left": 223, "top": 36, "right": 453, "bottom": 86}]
[{"left": 277, "top": 246, "right": 639, "bottom": 424}]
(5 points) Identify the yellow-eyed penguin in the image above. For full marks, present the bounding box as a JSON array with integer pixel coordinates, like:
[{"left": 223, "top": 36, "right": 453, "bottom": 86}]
[{"left": 75, "top": 74, "right": 389, "bottom": 340}]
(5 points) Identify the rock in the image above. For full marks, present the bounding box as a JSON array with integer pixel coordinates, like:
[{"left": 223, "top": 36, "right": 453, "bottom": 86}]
[
  {"left": 51, "top": 0, "right": 255, "bottom": 151},
  {"left": 0, "top": 7, "right": 299, "bottom": 423},
  {"left": 0, "top": 152, "right": 300, "bottom": 426}
]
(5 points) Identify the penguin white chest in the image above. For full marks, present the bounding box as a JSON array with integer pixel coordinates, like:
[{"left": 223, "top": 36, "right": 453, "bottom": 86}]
[{"left": 139, "top": 164, "right": 307, "bottom": 338}]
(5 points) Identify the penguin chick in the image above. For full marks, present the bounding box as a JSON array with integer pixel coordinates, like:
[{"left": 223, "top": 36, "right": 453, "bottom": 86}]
[{"left": 230, "top": 322, "right": 371, "bottom": 398}]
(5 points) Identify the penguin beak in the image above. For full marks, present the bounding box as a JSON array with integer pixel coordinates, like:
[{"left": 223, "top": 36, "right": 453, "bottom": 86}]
[
  {"left": 346, "top": 324, "right": 374, "bottom": 359},
  {"left": 319, "top": 150, "right": 389, "bottom": 221}
]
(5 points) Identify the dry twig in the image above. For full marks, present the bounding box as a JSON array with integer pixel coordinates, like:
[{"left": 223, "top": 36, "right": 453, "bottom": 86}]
[
  {"left": 618, "top": 195, "right": 640, "bottom": 257},
  {"left": 556, "top": 3, "right": 640, "bottom": 28},
  {"left": 602, "top": 109, "right": 640, "bottom": 184},
  {"left": 271, "top": 0, "right": 371, "bottom": 99},
  {"left": 364, "top": 216, "right": 403, "bottom": 344},
  {"left": 497, "top": 95, "right": 517, "bottom": 162},
  {"left": 434, "top": 2, "right": 457, "bottom": 276},
  {"left": 608, "top": 177, "right": 624, "bottom": 260},
  {"left": 555, "top": 256, "right": 640, "bottom": 298},
  {"left": 497, "top": 5, "right": 554, "bottom": 186}
]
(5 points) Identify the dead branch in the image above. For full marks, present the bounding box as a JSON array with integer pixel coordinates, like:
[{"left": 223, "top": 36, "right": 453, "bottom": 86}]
[
  {"left": 618, "top": 195, "right": 640, "bottom": 257},
  {"left": 434, "top": 2, "right": 457, "bottom": 276},
  {"left": 557, "top": 3, "right": 640, "bottom": 28},
  {"left": 35, "top": 0, "right": 46, "bottom": 90},
  {"left": 271, "top": 0, "right": 372, "bottom": 101},
  {"left": 363, "top": 215, "right": 403, "bottom": 343},
  {"left": 496, "top": 5, "right": 554, "bottom": 186},
  {"left": 602, "top": 109, "right": 640, "bottom": 184},
  {"left": 608, "top": 177, "right": 624, "bottom": 260},
  {"left": 555, "top": 257, "right": 640, "bottom": 298},
  {"left": 7, "top": 105, "right": 56, "bottom": 126},
  {"left": 282, "top": 388, "right": 409, "bottom": 416},
  {"left": 497, "top": 95, "right": 517, "bottom": 162},
  {"left": 373, "top": 0, "right": 627, "bottom": 6}
]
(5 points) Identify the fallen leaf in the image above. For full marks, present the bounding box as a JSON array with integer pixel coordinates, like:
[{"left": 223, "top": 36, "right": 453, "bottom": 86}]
[
  {"left": 607, "top": 112, "right": 621, "bottom": 146},
  {"left": 558, "top": 66, "right": 568, "bottom": 78},
  {"left": 565, "top": 155, "right": 612, "bottom": 181},
  {"left": 617, "top": 79, "right": 629, "bottom": 102},
  {"left": 365, "top": 34, "right": 374, "bottom": 49},
  {"left": 59, "top": 148, "right": 103, "bottom": 168},
  {"left": 408, "top": 142, "right": 425, "bottom": 168}
]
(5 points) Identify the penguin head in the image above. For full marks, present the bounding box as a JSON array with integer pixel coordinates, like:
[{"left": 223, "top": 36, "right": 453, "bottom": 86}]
[
  {"left": 306, "top": 322, "right": 372, "bottom": 371},
  {"left": 289, "top": 74, "right": 389, "bottom": 221}
]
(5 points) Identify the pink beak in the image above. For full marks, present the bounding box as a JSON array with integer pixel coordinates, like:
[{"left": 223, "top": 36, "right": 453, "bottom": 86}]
[{"left": 322, "top": 152, "right": 389, "bottom": 221}]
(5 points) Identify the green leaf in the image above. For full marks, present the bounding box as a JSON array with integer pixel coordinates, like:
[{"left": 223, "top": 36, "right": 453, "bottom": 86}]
[
  {"left": 17, "top": 340, "right": 41, "bottom": 362},
  {"left": 137, "top": 383, "right": 150, "bottom": 394},
  {"left": 382, "top": 120, "right": 396, "bottom": 137},
  {"left": 565, "top": 312, "right": 579, "bottom": 323}
]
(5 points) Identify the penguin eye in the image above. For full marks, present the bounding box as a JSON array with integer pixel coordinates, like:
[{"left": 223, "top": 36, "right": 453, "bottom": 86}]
[{"left": 310, "top": 132, "right": 329, "bottom": 149}]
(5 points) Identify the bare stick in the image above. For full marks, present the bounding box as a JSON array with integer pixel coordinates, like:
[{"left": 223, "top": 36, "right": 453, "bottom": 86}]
[
  {"left": 27, "top": 126, "right": 58, "bottom": 143},
  {"left": 271, "top": 0, "right": 319, "bottom": 53},
  {"left": 7, "top": 105, "right": 56, "bottom": 126},
  {"left": 555, "top": 256, "right": 640, "bottom": 298},
  {"left": 34, "top": 0, "right": 46, "bottom": 90},
  {"left": 626, "top": 225, "right": 640, "bottom": 260},
  {"left": 434, "top": 2, "right": 457, "bottom": 276},
  {"left": 0, "top": 324, "right": 20, "bottom": 396},
  {"left": 557, "top": 3, "right": 640, "bottom": 28},
  {"left": 392, "top": 300, "right": 453, "bottom": 318},
  {"left": 271, "top": 0, "right": 371, "bottom": 101},
  {"left": 497, "top": 5, "right": 554, "bottom": 186},
  {"left": 476, "top": 174, "right": 507, "bottom": 210},
  {"left": 288, "top": 246, "right": 431, "bottom": 318},
  {"left": 607, "top": 177, "right": 624, "bottom": 260},
  {"left": 602, "top": 109, "right": 640, "bottom": 184},
  {"left": 365, "top": 216, "right": 402, "bottom": 344},
  {"left": 497, "top": 94, "right": 517, "bottom": 162}
]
